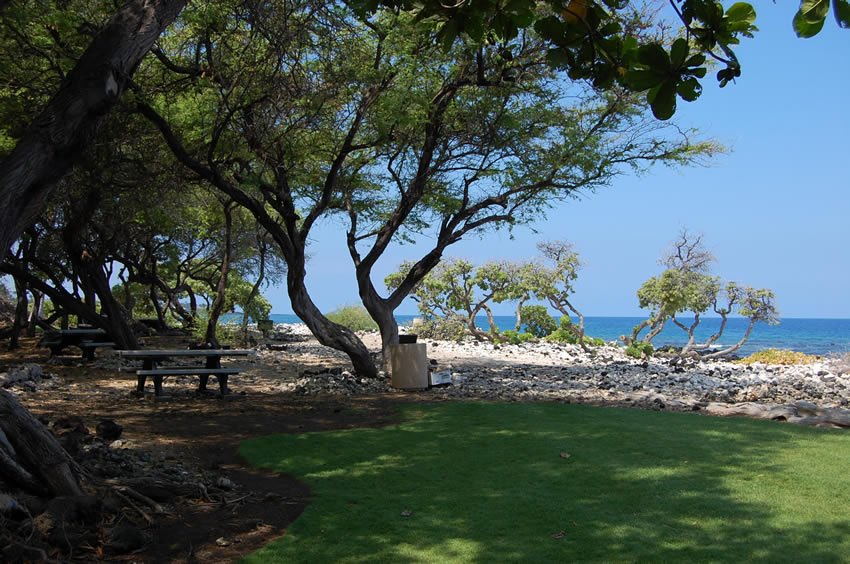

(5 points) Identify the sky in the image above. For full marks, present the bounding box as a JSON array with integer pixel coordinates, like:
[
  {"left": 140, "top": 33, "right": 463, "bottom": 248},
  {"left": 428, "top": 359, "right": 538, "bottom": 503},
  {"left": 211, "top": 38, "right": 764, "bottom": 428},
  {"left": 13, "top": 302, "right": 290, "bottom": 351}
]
[{"left": 265, "top": 4, "right": 850, "bottom": 319}]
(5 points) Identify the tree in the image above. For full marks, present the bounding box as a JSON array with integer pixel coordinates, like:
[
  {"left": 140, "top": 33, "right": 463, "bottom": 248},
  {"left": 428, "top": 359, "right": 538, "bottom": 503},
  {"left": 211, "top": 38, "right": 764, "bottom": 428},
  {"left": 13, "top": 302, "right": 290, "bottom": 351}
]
[
  {"left": 628, "top": 230, "right": 778, "bottom": 356},
  {"left": 134, "top": 3, "right": 715, "bottom": 375},
  {"left": 0, "top": 0, "right": 189, "bottom": 255},
  {"left": 702, "top": 285, "right": 779, "bottom": 358},
  {"left": 1, "top": 0, "right": 847, "bottom": 258},
  {"left": 530, "top": 240, "right": 590, "bottom": 348}
]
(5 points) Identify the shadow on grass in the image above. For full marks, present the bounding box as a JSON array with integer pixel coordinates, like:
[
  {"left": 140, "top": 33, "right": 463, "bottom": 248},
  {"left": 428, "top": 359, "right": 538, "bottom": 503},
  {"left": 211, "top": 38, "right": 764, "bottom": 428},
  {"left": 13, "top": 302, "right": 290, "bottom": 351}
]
[{"left": 241, "top": 402, "right": 850, "bottom": 563}]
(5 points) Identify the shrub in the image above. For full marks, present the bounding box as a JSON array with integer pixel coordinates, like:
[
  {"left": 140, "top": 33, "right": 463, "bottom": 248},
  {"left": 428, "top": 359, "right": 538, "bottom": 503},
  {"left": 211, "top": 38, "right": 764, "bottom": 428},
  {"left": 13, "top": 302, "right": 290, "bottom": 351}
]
[
  {"left": 520, "top": 305, "right": 557, "bottom": 337},
  {"left": 501, "top": 329, "right": 536, "bottom": 345},
  {"left": 412, "top": 316, "right": 468, "bottom": 341},
  {"left": 736, "top": 348, "right": 819, "bottom": 365},
  {"left": 544, "top": 317, "right": 605, "bottom": 347},
  {"left": 626, "top": 342, "right": 654, "bottom": 359},
  {"left": 326, "top": 305, "right": 378, "bottom": 332}
]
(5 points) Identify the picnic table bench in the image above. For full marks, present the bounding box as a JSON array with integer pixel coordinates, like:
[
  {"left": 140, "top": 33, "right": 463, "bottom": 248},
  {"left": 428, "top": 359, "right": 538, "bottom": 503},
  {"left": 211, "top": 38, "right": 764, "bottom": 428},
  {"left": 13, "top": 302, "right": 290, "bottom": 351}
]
[
  {"left": 40, "top": 328, "right": 116, "bottom": 361},
  {"left": 116, "top": 349, "right": 254, "bottom": 396}
]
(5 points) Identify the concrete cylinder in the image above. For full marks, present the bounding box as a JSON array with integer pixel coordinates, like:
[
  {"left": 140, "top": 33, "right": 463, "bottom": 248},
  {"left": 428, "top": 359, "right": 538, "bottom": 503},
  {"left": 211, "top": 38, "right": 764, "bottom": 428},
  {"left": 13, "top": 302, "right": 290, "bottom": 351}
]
[{"left": 389, "top": 343, "right": 429, "bottom": 390}]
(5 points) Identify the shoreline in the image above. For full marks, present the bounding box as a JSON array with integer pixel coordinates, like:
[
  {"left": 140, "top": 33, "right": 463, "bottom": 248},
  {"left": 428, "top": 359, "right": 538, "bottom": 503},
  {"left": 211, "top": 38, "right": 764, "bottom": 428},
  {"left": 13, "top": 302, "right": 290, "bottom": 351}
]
[
  {"left": 224, "top": 316, "right": 850, "bottom": 357},
  {"left": 250, "top": 323, "right": 850, "bottom": 428}
]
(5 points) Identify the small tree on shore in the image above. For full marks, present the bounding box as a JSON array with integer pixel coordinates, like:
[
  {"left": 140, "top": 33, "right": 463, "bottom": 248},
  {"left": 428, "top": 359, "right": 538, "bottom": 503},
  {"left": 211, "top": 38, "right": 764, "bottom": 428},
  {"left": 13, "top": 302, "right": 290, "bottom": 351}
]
[{"left": 628, "top": 230, "right": 778, "bottom": 356}]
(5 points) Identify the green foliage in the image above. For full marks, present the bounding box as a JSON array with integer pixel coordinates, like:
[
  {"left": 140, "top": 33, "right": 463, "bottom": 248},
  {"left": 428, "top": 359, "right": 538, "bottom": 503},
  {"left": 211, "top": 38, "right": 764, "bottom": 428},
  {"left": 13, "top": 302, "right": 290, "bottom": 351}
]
[
  {"left": 520, "top": 305, "right": 557, "bottom": 337},
  {"left": 626, "top": 342, "right": 654, "bottom": 359},
  {"left": 737, "top": 349, "right": 819, "bottom": 365},
  {"left": 546, "top": 317, "right": 604, "bottom": 346},
  {"left": 325, "top": 305, "right": 378, "bottom": 332},
  {"left": 500, "top": 329, "right": 537, "bottom": 345},
  {"left": 411, "top": 316, "right": 468, "bottom": 341},
  {"left": 242, "top": 402, "right": 850, "bottom": 562}
]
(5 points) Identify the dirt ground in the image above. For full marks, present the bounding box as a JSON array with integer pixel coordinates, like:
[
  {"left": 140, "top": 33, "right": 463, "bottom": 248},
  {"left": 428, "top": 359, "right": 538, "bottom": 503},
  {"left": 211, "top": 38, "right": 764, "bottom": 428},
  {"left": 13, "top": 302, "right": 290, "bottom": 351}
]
[{"left": 0, "top": 335, "right": 408, "bottom": 563}]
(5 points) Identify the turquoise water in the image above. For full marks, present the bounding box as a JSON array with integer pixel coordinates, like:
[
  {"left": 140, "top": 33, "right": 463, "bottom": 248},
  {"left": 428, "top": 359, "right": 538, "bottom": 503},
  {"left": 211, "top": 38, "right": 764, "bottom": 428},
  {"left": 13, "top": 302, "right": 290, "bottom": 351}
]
[{"left": 226, "top": 313, "right": 850, "bottom": 357}]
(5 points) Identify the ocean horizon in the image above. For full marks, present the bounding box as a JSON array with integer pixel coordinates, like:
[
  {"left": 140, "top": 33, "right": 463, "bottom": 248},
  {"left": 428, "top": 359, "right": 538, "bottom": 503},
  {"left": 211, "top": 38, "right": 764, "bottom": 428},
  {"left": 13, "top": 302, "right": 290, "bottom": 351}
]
[{"left": 222, "top": 313, "right": 850, "bottom": 357}]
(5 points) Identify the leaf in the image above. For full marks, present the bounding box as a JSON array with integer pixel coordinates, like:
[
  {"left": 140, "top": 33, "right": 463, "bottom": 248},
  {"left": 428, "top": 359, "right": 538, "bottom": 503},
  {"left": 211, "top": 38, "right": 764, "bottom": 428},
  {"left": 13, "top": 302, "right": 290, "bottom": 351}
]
[
  {"left": 793, "top": 9, "right": 827, "bottom": 37},
  {"left": 726, "top": 2, "right": 757, "bottom": 25},
  {"left": 648, "top": 80, "right": 677, "bottom": 120},
  {"left": 798, "top": 0, "right": 831, "bottom": 22},
  {"left": 436, "top": 19, "right": 459, "bottom": 51},
  {"left": 637, "top": 43, "right": 670, "bottom": 70},
  {"left": 835, "top": 0, "right": 850, "bottom": 27},
  {"left": 677, "top": 78, "right": 702, "bottom": 102},
  {"left": 793, "top": 0, "right": 829, "bottom": 37},
  {"left": 669, "top": 38, "right": 689, "bottom": 69}
]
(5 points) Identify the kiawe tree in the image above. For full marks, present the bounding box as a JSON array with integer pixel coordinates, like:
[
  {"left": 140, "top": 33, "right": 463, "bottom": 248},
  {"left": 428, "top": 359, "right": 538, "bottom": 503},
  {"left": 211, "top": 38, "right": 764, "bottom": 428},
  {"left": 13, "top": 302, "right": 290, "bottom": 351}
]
[{"left": 136, "top": 2, "right": 717, "bottom": 375}]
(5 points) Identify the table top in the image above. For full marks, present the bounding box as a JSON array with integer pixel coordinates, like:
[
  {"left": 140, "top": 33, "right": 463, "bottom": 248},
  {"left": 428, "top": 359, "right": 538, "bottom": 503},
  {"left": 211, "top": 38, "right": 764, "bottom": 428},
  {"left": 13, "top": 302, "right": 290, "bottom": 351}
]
[{"left": 116, "top": 349, "right": 255, "bottom": 358}]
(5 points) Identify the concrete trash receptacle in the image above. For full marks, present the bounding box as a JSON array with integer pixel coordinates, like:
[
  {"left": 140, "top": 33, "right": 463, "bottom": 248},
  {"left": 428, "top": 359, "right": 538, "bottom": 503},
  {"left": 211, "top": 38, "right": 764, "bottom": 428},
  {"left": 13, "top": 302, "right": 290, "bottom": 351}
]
[{"left": 389, "top": 343, "right": 429, "bottom": 390}]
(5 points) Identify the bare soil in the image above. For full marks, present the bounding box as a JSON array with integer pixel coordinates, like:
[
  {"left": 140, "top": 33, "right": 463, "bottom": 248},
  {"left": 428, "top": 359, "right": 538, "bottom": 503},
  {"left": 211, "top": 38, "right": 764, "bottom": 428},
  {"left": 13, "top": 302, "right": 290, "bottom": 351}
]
[{"left": 0, "top": 335, "right": 405, "bottom": 563}]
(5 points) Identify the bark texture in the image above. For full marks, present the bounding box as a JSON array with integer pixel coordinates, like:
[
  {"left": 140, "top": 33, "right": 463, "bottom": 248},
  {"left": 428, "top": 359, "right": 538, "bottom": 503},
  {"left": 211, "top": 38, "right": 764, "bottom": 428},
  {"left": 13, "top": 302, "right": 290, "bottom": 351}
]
[
  {"left": 0, "top": 390, "right": 82, "bottom": 496},
  {"left": 0, "top": 0, "right": 188, "bottom": 255}
]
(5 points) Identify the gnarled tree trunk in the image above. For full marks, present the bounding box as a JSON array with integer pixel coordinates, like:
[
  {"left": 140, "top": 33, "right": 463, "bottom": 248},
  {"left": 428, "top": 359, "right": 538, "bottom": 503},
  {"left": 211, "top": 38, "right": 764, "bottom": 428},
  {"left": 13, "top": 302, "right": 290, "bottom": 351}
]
[
  {"left": 0, "top": 0, "right": 189, "bottom": 256},
  {"left": 289, "top": 258, "right": 376, "bottom": 378},
  {"left": 0, "top": 390, "right": 82, "bottom": 496}
]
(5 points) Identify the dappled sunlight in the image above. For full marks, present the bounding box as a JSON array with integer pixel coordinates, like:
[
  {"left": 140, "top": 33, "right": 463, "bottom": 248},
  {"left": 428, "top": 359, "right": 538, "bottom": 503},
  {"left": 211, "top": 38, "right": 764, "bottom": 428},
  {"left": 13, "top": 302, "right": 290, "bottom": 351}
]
[{"left": 241, "top": 402, "right": 850, "bottom": 562}]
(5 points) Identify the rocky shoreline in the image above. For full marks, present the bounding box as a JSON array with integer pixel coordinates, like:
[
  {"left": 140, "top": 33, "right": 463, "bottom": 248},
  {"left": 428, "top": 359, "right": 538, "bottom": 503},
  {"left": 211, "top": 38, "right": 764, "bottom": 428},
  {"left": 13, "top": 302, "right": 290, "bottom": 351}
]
[
  {"left": 3, "top": 322, "right": 849, "bottom": 428},
  {"left": 261, "top": 324, "right": 850, "bottom": 428}
]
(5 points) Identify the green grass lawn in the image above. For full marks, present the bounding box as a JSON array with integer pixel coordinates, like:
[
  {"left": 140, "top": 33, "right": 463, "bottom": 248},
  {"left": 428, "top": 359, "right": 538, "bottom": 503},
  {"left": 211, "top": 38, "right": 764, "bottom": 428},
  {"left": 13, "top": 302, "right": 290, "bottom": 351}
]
[{"left": 240, "top": 403, "right": 850, "bottom": 563}]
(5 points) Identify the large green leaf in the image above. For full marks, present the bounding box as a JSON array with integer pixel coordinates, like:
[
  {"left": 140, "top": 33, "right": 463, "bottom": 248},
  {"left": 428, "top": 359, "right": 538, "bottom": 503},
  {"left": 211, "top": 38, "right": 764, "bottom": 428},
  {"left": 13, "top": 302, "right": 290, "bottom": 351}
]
[
  {"left": 637, "top": 43, "right": 670, "bottom": 71},
  {"left": 794, "top": 0, "right": 830, "bottom": 37},
  {"left": 625, "top": 69, "right": 665, "bottom": 91},
  {"left": 648, "top": 81, "right": 677, "bottom": 120},
  {"left": 726, "top": 2, "right": 757, "bottom": 24},
  {"left": 669, "top": 38, "right": 689, "bottom": 68},
  {"left": 835, "top": 0, "right": 850, "bottom": 27},
  {"left": 677, "top": 78, "right": 702, "bottom": 102}
]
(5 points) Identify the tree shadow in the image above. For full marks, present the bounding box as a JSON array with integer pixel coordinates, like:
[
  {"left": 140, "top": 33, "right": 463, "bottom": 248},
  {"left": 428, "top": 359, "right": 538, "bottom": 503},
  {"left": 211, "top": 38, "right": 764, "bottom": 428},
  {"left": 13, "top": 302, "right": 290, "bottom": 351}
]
[{"left": 241, "top": 402, "right": 850, "bottom": 563}]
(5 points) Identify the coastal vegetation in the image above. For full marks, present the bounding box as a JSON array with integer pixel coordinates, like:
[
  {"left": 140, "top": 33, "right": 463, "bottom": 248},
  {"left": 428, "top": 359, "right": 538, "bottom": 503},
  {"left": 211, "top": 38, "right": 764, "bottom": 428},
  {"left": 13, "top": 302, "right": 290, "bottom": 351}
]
[
  {"left": 325, "top": 305, "right": 379, "bottom": 333},
  {"left": 242, "top": 402, "right": 850, "bottom": 562},
  {"left": 387, "top": 241, "right": 605, "bottom": 347},
  {"left": 626, "top": 230, "right": 778, "bottom": 358},
  {"left": 737, "top": 349, "right": 820, "bottom": 366}
]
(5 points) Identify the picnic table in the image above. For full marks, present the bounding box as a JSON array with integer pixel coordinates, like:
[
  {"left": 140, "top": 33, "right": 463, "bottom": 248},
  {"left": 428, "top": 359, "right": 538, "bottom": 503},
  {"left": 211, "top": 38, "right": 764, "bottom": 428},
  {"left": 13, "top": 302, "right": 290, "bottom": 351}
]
[
  {"left": 40, "top": 328, "right": 115, "bottom": 360},
  {"left": 116, "top": 348, "right": 254, "bottom": 396}
]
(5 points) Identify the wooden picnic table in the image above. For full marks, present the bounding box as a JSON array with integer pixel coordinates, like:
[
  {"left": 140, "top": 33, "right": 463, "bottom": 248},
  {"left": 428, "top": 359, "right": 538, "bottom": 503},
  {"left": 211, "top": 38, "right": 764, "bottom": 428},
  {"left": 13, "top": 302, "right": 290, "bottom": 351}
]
[
  {"left": 41, "top": 328, "right": 115, "bottom": 360},
  {"left": 116, "top": 349, "right": 254, "bottom": 396}
]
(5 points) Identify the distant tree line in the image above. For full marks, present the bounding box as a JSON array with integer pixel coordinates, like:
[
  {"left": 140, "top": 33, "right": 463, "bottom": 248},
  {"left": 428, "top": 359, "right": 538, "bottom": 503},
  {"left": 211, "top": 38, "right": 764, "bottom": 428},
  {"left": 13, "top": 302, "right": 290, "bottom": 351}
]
[{"left": 385, "top": 232, "right": 778, "bottom": 358}]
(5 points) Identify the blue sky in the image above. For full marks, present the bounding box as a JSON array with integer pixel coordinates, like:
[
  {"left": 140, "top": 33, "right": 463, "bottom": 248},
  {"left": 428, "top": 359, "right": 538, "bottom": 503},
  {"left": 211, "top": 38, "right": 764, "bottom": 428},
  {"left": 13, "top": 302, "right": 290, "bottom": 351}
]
[{"left": 267, "top": 5, "right": 850, "bottom": 319}]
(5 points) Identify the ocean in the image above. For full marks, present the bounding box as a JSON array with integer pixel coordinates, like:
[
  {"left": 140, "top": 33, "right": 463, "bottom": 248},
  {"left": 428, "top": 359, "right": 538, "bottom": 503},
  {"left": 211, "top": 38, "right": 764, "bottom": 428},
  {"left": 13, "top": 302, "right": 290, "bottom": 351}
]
[{"left": 227, "top": 313, "right": 850, "bottom": 357}]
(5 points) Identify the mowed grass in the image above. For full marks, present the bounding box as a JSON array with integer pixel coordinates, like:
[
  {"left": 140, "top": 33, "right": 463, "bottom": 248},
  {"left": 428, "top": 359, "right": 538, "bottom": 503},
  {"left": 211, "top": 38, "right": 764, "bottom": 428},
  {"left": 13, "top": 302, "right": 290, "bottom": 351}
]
[{"left": 240, "top": 403, "right": 850, "bottom": 563}]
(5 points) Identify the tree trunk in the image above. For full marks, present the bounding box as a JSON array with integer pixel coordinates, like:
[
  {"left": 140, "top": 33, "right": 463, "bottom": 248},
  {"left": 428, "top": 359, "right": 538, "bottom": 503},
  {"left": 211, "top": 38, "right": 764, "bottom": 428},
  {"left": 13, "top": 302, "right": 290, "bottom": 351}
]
[
  {"left": 204, "top": 203, "right": 233, "bottom": 347},
  {"left": 26, "top": 289, "right": 43, "bottom": 337},
  {"left": 9, "top": 276, "right": 28, "bottom": 349},
  {"left": 0, "top": 390, "right": 82, "bottom": 496},
  {"left": 703, "top": 319, "right": 756, "bottom": 359},
  {"left": 364, "top": 298, "right": 398, "bottom": 371},
  {"left": 672, "top": 313, "right": 700, "bottom": 353},
  {"left": 81, "top": 262, "right": 137, "bottom": 349},
  {"left": 0, "top": 0, "right": 189, "bottom": 256},
  {"left": 240, "top": 239, "right": 267, "bottom": 341},
  {"left": 289, "top": 260, "right": 376, "bottom": 378},
  {"left": 700, "top": 311, "right": 729, "bottom": 349},
  {"left": 514, "top": 301, "right": 523, "bottom": 332}
]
